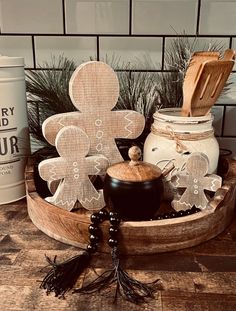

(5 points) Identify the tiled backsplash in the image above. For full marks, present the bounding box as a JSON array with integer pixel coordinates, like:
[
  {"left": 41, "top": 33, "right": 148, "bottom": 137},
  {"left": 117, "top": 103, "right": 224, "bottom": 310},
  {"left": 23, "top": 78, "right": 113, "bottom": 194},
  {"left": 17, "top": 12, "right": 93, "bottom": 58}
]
[{"left": 0, "top": 0, "right": 235, "bottom": 155}]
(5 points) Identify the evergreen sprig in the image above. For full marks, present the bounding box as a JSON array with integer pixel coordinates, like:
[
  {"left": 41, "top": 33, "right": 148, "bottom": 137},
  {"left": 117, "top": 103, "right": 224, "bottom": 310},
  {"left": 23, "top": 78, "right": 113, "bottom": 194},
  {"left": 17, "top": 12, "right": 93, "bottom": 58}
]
[
  {"left": 26, "top": 37, "right": 229, "bottom": 153},
  {"left": 26, "top": 56, "right": 76, "bottom": 148}
]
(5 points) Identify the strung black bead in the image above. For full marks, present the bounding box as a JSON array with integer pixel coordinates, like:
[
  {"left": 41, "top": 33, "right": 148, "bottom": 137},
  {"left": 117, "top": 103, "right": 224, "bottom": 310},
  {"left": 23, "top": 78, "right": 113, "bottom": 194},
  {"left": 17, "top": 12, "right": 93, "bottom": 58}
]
[
  {"left": 109, "top": 226, "right": 119, "bottom": 237},
  {"left": 98, "top": 208, "right": 109, "bottom": 221},
  {"left": 109, "top": 216, "right": 121, "bottom": 226},
  {"left": 177, "top": 210, "right": 186, "bottom": 217},
  {"left": 88, "top": 224, "right": 100, "bottom": 235},
  {"left": 156, "top": 215, "right": 163, "bottom": 220},
  {"left": 90, "top": 212, "right": 101, "bottom": 224},
  {"left": 170, "top": 212, "right": 177, "bottom": 218},
  {"left": 163, "top": 213, "right": 170, "bottom": 219},
  {"left": 108, "top": 238, "right": 118, "bottom": 248},
  {"left": 87, "top": 243, "right": 98, "bottom": 254},
  {"left": 89, "top": 234, "right": 99, "bottom": 244},
  {"left": 185, "top": 209, "right": 192, "bottom": 215},
  {"left": 109, "top": 211, "right": 119, "bottom": 218},
  {"left": 191, "top": 206, "right": 201, "bottom": 213}
]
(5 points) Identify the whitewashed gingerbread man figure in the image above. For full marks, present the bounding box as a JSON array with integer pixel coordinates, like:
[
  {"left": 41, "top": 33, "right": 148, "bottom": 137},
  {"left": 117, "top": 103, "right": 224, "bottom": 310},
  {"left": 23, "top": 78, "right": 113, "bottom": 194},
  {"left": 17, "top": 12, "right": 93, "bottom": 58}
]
[
  {"left": 171, "top": 152, "right": 222, "bottom": 211},
  {"left": 39, "top": 126, "right": 109, "bottom": 211},
  {"left": 42, "top": 61, "right": 145, "bottom": 165}
]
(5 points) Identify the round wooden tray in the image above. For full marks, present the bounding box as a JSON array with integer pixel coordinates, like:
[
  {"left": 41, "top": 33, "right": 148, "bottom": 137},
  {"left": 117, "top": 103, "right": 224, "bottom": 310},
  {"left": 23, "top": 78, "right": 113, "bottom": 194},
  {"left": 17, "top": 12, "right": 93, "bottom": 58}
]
[{"left": 25, "top": 155, "right": 236, "bottom": 255}]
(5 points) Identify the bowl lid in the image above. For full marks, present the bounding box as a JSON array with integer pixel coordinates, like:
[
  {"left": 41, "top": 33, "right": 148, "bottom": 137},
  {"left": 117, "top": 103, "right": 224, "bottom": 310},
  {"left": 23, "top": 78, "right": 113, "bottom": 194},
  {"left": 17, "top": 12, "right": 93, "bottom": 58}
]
[{"left": 106, "top": 146, "right": 162, "bottom": 182}]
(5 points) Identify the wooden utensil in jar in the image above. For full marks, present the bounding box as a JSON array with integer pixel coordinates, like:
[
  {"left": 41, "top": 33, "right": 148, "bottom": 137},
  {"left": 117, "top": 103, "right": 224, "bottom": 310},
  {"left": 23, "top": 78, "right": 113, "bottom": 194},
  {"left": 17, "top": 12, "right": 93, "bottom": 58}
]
[
  {"left": 181, "top": 51, "right": 220, "bottom": 117},
  {"left": 181, "top": 49, "right": 235, "bottom": 117},
  {"left": 222, "top": 48, "right": 235, "bottom": 61},
  {"left": 187, "top": 59, "right": 234, "bottom": 116}
]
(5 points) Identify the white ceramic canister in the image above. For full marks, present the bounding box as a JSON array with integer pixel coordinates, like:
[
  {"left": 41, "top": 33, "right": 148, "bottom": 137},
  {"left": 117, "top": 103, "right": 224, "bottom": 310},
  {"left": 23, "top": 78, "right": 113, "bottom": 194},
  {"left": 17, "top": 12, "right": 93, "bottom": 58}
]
[
  {"left": 0, "top": 56, "right": 30, "bottom": 204},
  {"left": 143, "top": 108, "right": 219, "bottom": 199}
]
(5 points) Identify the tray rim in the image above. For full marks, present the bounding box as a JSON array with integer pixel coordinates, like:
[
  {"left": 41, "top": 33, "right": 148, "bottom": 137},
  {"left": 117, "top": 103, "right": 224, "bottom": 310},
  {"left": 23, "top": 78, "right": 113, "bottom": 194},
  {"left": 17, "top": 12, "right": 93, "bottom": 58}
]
[{"left": 25, "top": 154, "right": 236, "bottom": 254}]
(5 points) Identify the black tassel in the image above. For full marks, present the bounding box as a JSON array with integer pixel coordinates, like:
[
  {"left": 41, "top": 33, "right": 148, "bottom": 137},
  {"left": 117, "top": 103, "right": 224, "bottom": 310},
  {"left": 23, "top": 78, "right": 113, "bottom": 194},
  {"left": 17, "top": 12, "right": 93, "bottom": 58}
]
[
  {"left": 40, "top": 251, "right": 91, "bottom": 299},
  {"left": 40, "top": 209, "right": 107, "bottom": 298},
  {"left": 74, "top": 211, "right": 159, "bottom": 304},
  {"left": 74, "top": 247, "right": 159, "bottom": 304}
]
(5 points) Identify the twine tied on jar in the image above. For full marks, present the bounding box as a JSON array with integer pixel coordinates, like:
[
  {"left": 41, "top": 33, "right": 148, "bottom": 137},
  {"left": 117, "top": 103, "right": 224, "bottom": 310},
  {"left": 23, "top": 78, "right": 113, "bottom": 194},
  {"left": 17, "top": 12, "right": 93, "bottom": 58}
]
[{"left": 151, "top": 124, "right": 214, "bottom": 154}]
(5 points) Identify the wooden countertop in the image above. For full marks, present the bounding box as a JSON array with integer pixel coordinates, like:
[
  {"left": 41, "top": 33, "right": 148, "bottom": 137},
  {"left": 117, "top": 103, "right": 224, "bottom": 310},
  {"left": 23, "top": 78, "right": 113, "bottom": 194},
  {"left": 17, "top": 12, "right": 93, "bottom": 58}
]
[{"left": 1, "top": 198, "right": 236, "bottom": 311}]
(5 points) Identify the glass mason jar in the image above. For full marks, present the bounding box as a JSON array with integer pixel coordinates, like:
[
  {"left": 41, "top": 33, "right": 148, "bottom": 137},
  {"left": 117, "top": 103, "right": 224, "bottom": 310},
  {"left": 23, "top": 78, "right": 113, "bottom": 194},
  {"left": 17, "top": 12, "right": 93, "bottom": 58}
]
[{"left": 143, "top": 108, "right": 219, "bottom": 199}]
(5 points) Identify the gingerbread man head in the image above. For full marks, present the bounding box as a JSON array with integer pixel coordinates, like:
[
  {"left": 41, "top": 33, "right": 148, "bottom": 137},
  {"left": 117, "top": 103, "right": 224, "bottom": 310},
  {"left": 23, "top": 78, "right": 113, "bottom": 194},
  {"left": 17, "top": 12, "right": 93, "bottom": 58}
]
[
  {"left": 69, "top": 61, "right": 119, "bottom": 112},
  {"left": 186, "top": 152, "right": 209, "bottom": 177}
]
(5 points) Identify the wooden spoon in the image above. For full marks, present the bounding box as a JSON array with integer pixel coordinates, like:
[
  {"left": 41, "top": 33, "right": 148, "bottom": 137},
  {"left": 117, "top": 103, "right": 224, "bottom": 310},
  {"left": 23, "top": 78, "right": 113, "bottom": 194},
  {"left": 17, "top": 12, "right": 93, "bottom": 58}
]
[
  {"left": 181, "top": 51, "right": 220, "bottom": 117},
  {"left": 189, "top": 59, "right": 234, "bottom": 116},
  {"left": 222, "top": 48, "right": 235, "bottom": 61}
]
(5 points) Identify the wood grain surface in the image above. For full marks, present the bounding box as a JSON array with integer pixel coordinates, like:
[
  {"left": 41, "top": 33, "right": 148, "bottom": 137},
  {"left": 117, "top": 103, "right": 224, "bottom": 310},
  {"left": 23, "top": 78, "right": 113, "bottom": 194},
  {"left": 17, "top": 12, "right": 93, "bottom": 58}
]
[
  {"left": 171, "top": 152, "right": 222, "bottom": 211},
  {"left": 39, "top": 126, "right": 109, "bottom": 211},
  {"left": 25, "top": 156, "right": 236, "bottom": 254},
  {"left": 42, "top": 61, "right": 145, "bottom": 165},
  {"left": 1, "top": 198, "right": 236, "bottom": 310}
]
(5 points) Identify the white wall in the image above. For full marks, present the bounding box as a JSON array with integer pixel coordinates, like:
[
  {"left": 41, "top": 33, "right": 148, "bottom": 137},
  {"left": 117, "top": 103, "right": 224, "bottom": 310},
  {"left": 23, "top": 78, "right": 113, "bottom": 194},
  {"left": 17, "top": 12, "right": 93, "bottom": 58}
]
[{"left": 0, "top": 0, "right": 235, "bottom": 155}]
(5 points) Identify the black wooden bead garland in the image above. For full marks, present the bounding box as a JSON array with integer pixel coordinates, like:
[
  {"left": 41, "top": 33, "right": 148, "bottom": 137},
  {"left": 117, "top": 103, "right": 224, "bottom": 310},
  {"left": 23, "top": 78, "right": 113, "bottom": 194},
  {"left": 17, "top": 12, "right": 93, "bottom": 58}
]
[
  {"left": 41, "top": 206, "right": 201, "bottom": 303},
  {"left": 155, "top": 206, "right": 201, "bottom": 220},
  {"left": 75, "top": 209, "right": 160, "bottom": 304}
]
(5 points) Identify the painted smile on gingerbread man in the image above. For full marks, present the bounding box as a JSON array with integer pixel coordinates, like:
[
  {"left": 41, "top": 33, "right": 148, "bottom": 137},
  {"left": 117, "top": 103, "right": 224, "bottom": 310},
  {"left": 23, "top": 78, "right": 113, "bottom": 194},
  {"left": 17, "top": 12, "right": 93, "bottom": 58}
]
[{"left": 42, "top": 61, "right": 145, "bottom": 165}]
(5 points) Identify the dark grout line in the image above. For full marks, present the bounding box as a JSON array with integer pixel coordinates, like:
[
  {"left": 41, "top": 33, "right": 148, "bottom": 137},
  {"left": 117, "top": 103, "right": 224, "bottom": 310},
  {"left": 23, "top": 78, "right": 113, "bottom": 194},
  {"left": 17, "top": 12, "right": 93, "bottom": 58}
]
[
  {"left": 221, "top": 105, "right": 226, "bottom": 137},
  {"left": 161, "top": 37, "right": 165, "bottom": 71},
  {"left": 96, "top": 36, "right": 100, "bottom": 61},
  {"left": 129, "top": 0, "right": 132, "bottom": 35},
  {"left": 0, "top": 33, "right": 235, "bottom": 38},
  {"left": 31, "top": 36, "right": 36, "bottom": 69},
  {"left": 62, "top": 0, "right": 66, "bottom": 35},
  {"left": 196, "top": 0, "right": 202, "bottom": 35}
]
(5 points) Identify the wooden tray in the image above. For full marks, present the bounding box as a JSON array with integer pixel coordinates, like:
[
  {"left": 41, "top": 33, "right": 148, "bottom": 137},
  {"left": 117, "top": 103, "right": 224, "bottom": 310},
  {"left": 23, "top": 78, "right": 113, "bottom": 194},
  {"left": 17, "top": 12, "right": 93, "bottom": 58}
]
[{"left": 25, "top": 155, "right": 236, "bottom": 255}]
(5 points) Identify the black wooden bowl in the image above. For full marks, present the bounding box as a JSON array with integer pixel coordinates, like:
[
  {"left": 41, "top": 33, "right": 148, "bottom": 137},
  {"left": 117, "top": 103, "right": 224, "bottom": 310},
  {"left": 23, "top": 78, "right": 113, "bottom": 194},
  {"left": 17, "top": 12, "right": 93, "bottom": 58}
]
[{"left": 103, "top": 146, "right": 164, "bottom": 221}]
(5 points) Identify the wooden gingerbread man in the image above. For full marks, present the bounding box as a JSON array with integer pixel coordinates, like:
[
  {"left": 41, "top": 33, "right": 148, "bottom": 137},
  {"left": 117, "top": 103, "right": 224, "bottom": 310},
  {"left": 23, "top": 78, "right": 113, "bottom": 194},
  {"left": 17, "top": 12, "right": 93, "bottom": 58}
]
[
  {"left": 171, "top": 152, "right": 222, "bottom": 211},
  {"left": 42, "top": 61, "right": 145, "bottom": 165},
  {"left": 38, "top": 125, "right": 109, "bottom": 211}
]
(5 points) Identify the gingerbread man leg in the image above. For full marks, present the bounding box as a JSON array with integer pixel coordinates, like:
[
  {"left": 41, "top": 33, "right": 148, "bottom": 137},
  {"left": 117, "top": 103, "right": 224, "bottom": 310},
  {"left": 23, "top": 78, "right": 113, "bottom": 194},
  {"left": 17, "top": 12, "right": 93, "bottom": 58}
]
[
  {"left": 78, "top": 179, "right": 105, "bottom": 211},
  {"left": 46, "top": 180, "right": 78, "bottom": 211}
]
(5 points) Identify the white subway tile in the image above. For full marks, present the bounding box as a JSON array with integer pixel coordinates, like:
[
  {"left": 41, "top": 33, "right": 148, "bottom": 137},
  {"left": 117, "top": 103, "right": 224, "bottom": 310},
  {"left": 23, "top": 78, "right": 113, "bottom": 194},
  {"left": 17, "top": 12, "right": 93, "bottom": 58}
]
[
  {"left": 132, "top": 0, "right": 198, "bottom": 35},
  {"left": 100, "top": 37, "right": 162, "bottom": 70},
  {"left": 34, "top": 36, "right": 97, "bottom": 67},
  {"left": 216, "top": 73, "right": 236, "bottom": 105},
  {"left": 0, "top": 36, "right": 33, "bottom": 67},
  {"left": 0, "top": 0, "right": 63, "bottom": 34},
  {"left": 199, "top": 0, "right": 236, "bottom": 35},
  {"left": 223, "top": 106, "right": 236, "bottom": 136},
  {"left": 211, "top": 105, "right": 224, "bottom": 137},
  {"left": 65, "top": 0, "right": 129, "bottom": 34},
  {"left": 217, "top": 137, "right": 236, "bottom": 157}
]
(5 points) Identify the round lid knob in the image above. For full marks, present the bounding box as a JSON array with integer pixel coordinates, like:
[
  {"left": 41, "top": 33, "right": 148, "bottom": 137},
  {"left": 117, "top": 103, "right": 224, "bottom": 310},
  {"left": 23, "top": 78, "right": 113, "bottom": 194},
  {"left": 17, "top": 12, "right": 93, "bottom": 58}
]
[{"left": 106, "top": 146, "right": 162, "bottom": 182}]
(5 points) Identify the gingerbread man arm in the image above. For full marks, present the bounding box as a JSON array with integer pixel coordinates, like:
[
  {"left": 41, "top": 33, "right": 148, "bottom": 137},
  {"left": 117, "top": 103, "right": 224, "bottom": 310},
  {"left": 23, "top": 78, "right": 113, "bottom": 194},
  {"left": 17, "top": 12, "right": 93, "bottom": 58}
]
[
  {"left": 111, "top": 111, "right": 145, "bottom": 139},
  {"left": 85, "top": 155, "right": 109, "bottom": 175},
  {"left": 38, "top": 158, "right": 66, "bottom": 182},
  {"left": 202, "top": 174, "right": 222, "bottom": 192},
  {"left": 171, "top": 174, "right": 189, "bottom": 188},
  {"left": 42, "top": 112, "right": 85, "bottom": 146}
]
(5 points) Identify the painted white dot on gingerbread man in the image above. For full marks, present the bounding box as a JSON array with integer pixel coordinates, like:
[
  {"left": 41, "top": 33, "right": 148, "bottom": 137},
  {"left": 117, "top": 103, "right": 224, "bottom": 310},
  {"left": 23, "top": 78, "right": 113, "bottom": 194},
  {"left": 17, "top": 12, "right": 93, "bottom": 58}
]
[
  {"left": 171, "top": 152, "right": 222, "bottom": 211},
  {"left": 42, "top": 61, "right": 145, "bottom": 165},
  {"left": 38, "top": 125, "right": 109, "bottom": 211}
]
